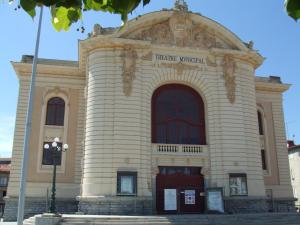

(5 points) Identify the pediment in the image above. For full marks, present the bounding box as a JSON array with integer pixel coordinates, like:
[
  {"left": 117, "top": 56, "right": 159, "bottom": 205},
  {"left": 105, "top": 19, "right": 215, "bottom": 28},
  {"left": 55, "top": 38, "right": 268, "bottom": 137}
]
[{"left": 117, "top": 10, "right": 248, "bottom": 51}]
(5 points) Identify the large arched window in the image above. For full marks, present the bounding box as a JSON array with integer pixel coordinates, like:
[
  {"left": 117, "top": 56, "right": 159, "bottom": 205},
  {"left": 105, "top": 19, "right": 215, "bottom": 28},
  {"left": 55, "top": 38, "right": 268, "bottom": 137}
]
[
  {"left": 45, "top": 97, "right": 65, "bottom": 126},
  {"left": 152, "top": 84, "right": 206, "bottom": 145}
]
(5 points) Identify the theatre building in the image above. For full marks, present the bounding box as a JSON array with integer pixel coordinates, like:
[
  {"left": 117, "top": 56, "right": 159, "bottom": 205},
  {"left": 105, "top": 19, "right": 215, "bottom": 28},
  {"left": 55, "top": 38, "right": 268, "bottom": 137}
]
[{"left": 4, "top": 1, "right": 295, "bottom": 220}]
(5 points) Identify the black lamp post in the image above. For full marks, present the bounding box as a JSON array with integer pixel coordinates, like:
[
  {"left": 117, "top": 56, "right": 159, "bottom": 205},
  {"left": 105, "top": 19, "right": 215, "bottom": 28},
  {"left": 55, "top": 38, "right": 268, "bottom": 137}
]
[{"left": 44, "top": 137, "right": 69, "bottom": 214}]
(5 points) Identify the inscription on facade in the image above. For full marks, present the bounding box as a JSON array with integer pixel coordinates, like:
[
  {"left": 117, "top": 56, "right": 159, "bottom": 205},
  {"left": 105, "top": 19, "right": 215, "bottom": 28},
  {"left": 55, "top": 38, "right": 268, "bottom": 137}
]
[
  {"left": 155, "top": 54, "right": 206, "bottom": 65},
  {"left": 154, "top": 54, "right": 207, "bottom": 75}
]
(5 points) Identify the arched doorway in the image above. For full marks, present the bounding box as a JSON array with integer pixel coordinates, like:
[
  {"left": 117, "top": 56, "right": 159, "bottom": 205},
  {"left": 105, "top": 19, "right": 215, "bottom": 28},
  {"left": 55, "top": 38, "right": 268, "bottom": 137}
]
[{"left": 152, "top": 84, "right": 206, "bottom": 214}]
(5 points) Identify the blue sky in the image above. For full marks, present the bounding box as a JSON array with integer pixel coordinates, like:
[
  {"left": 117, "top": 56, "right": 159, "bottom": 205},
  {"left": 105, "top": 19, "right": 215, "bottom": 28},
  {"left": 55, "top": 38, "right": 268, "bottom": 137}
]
[{"left": 0, "top": 0, "right": 299, "bottom": 157}]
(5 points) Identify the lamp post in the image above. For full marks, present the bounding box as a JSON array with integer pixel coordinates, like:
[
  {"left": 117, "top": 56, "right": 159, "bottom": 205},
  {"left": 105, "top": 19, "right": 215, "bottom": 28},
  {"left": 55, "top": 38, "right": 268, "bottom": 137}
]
[{"left": 44, "top": 137, "right": 69, "bottom": 214}]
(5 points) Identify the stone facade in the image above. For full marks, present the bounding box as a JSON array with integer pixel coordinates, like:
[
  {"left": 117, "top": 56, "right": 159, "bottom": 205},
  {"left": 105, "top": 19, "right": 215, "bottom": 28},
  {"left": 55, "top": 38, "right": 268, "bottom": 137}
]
[
  {"left": 5, "top": 2, "right": 294, "bottom": 220},
  {"left": 288, "top": 142, "right": 300, "bottom": 207},
  {"left": 3, "top": 197, "right": 77, "bottom": 221}
]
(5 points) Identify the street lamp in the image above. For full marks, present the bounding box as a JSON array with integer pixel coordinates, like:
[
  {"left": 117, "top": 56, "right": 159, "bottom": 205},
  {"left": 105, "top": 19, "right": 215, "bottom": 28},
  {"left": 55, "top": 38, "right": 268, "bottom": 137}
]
[{"left": 44, "top": 137, "right": 69, "bottom": 214}]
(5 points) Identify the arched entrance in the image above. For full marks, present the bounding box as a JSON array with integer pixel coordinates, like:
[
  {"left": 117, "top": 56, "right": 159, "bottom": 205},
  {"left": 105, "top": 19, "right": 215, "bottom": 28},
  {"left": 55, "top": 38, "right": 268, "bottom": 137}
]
[{"left": 152, "top": 84, "right": 206, "bottom": 214}]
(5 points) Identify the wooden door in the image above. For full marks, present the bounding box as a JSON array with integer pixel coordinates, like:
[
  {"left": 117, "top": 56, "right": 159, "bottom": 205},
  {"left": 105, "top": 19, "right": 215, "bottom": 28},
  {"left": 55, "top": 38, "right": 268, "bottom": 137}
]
[{"left": 156, "top": 172, "right": 205, "bottom": 214}]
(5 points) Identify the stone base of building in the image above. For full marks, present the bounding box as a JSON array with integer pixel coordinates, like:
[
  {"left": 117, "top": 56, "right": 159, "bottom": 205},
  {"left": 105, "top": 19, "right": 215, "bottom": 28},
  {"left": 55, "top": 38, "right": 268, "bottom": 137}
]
[
  {"left": 224, "top": 197, "right": 269, "bottom": 213},
  {"left": 78, "top": 196, "right": 153, "bottom": 215},
  {"left": 267, "top": 198, "right": 297, "bottom": 212},
  {"left": 3, "top": 196, "right": 78, "bottom": 221},
  {"left": 224, "top": 197, "right": 296, "bottom": 214}
]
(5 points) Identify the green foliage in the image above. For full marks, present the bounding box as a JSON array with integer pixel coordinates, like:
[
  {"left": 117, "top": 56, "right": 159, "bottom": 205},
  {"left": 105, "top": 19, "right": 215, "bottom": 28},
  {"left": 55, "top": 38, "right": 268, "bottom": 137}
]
[
  {"left": 10, "top": 0, "right": 300, "bottom": 32},
  {"left": 13, "top": 0, "right": 151, "bottom": 31},
  {"left": 285, "top": 0, "right": 300, "bottom": 21}
]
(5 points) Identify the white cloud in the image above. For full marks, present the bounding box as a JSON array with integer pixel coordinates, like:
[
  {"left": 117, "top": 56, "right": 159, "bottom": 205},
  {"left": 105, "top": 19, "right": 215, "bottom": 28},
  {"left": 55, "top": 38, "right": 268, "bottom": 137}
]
[{"left": 0, "top": 115, "right": 15, "bottom": 157}]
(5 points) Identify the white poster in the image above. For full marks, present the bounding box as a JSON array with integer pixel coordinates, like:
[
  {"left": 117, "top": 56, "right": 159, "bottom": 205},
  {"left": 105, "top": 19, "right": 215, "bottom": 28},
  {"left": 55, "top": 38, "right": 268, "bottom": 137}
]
[
  {"left": 121, "top": 176, "right": 133, "bottom": 194},
  {"left": 164, "top": 189, "right": 177, "bottom": 211},
  {"left": 185, "top": 190, "right": 196, "bottom": 205},
  {"left": 207, "top": 191, "right": 224, "bottom": 213}
]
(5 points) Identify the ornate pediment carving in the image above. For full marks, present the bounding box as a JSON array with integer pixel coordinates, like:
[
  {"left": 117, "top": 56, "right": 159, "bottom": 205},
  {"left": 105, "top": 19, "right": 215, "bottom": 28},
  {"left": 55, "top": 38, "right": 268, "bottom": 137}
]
[{"left": 122, "top": 11, "right": 218, "bottom": 49}]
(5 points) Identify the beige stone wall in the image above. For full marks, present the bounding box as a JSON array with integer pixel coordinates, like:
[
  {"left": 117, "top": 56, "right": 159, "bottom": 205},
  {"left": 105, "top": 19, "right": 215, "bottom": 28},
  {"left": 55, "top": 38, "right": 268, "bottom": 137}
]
[
  {"left": 80, "top": 46, "right": 266, "bottom": 198},
  {"left": 289, "top": 149, "right": 300, "bottom": 205},
  {"left": 7, "top": 66, "right": 85, "bottom": 198},
  {"left": 8, "top": 10, "right": 294, "bottom": 204},
  {"left": 256, "top": 91, "right": 293, "bottom": 198},
  {"left": 82, "top": 49, "right": 152, "bottom": 197}
]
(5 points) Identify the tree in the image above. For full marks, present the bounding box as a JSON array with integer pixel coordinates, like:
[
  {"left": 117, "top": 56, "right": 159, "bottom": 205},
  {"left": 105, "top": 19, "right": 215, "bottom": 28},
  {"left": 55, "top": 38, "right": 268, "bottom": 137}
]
[
  {"left": 285, "top": 0, "right": 300, "bottom": 21},
  {"left": 10, "top": 0, "right": 150, "bottom": 31},
  {"left": 8, "top": 0, "right": 300, "bottom": 32}
]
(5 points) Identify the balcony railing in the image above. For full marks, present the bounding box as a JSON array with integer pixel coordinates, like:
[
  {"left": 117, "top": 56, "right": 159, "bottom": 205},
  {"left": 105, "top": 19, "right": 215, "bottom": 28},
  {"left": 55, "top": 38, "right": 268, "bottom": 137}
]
[{"left": 152, "top": 143, "right": 208, "bottom": 156}]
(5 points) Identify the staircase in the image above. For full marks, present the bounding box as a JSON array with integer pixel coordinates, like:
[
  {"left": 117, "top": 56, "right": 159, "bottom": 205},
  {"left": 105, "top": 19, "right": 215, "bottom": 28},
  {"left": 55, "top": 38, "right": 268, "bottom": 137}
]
[
  {"left": 59, "top": 213, "right": 300, "bottom": 225},
  {"left": 23, "top": 214, "right": 38, "bottom": 225}
]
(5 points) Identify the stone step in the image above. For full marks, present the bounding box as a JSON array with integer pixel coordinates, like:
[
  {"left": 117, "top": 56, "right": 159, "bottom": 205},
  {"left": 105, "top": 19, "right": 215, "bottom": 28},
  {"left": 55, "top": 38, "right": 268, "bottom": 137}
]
[{"left": 59, "top": 214, "right": 300, "bottom": 225}]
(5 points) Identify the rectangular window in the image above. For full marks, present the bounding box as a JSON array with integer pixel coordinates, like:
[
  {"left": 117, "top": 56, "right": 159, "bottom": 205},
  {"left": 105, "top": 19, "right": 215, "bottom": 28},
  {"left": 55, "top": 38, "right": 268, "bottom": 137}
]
[
  {"left": 261, "top": 149, "right": 267, "bottom": 170},
  {"left": 117, "top": 172, "right": 137, "bottom": 195},
  {"left": 42, "top": 142, "right": 62, "bottom": 165},
  {"left": 229, "top": 173, "right": 248, "bottom": 196},
  {"left": 0, "top": 175, "right": 8, "bottom": 187}
]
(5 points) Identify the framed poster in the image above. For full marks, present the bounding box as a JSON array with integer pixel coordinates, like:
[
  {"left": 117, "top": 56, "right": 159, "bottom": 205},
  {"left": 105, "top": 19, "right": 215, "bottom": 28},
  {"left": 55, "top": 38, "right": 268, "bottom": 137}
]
[
  {"left": 206, "top": 188, "right": 224, "bottom": 213},
  {"left": 164, "top": 189, "right": 177, "bottom": 211},
  {"left": 184, "top": 190, "right": 196, "bottom": 205}
]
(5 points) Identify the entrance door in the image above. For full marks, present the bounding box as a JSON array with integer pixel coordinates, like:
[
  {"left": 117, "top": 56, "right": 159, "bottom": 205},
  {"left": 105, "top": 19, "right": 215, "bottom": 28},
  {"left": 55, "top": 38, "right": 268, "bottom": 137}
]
[{"left": 156, "top": 167, "right": 205, "bottom": 214}]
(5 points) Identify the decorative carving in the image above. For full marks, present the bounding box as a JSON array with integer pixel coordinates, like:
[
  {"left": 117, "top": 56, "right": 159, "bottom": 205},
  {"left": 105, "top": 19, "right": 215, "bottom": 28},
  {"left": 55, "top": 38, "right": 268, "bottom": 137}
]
[
  {"left": 120, "top": 46, "right": 138, "bottom": 96},
  {"left": 222, "top": 55, "right": 236, "bottom": 104},
  {"left": 141, "top": 51, "right": 153, "bottom": 61},
  {"left": 174, "top": 0, "right": 188, "bottom": 12},
  {"left": 159, "top": 61, "right": 199, "bottom": 76},
  {"left": 123, "top": 12, "right": 217, "bottom": 49},
  {"left": 192, "top": 25, "right": 216, "bottom": 49},
  {"left": 169, "top": 10, "right": 193, "bottom": 47},
  {"left": 206, "top": 55, "right": 217, "bottom": 67},
  {"left": 88, "top": 24, "right": 102, "bottom": 37},
  {"left": 247, "top": 40, "right": 254, "bottom": 50}
]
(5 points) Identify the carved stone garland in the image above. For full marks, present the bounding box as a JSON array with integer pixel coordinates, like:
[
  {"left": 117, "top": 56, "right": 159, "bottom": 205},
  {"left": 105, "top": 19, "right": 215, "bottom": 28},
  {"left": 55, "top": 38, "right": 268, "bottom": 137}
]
[
  {"left": 120, "top": 46, "right": 138, "bottom": 96},
  {"left": 222, "top": 55, "right": 236, "bottom": 104}
]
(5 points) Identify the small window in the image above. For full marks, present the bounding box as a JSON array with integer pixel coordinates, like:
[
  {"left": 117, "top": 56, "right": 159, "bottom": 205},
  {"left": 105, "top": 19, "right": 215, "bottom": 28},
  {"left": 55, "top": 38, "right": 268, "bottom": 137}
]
[
  {"left": 117, "top": 172, "right": 137, "bottom": 195},
  {"left": 257, "top": 111, "right": 264, "bottom": 135},
  {"left": 42, "top": 142, "right": 62, "bottom": 165},
  {"left": 45, "top": 97, "right": 65, "bottom": 126},
  {"left": 0, "top": 176, "right": 8, "bottom": 187},
  {"left": 229, "top": 173, "right": 248, "bottom": 196},
  {"left": 261, "top": 149, "right": 267, "bottom": 170}
]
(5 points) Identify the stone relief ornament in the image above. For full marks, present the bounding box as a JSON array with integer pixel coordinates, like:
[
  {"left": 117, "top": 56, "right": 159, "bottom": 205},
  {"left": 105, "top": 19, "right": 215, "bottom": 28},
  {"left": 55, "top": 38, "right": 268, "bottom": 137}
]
[
  {"left": 120, "top": 46, "right": 138, "bottom": 96},
  {"left": 169, "top": 10, "right": 193, "bottom": 47},
  {"left": 222, "top": 55, "right": 236, "bottom": 104},
  {"left": 141, "top": 51, "right": 153, "bottom": 61},
  {"left": 206, "top": 55, "right": 217, "bottom": 67},
  {"left": 122, "top": 10, "right": 217, "bottom": 49},
  {"left": 174, "top": 0, "right": 188, "bottom": 12},
  {"left": 159, "top": 62, "right": 199, "bottom": 76},
  {"left": 88, "top": 24, "right": 102, "bottom": 37}
]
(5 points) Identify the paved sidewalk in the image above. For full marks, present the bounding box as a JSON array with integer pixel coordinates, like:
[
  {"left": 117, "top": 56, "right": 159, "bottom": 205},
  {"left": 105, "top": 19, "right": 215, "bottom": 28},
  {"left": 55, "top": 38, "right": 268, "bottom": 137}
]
[{"left": 0, "top": 222, "right": 17, "bottom": 225}]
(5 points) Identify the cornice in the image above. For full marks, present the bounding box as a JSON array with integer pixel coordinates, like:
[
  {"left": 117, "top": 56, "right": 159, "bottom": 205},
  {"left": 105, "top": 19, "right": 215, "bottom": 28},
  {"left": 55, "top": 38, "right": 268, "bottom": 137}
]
[
  {"left": 78, "top": 36, "right": 263, "bottom": 73},
  {"left": 12, "top": 62, "right": 84, "bottom": 79},
  {"left": 255, "top": 81, "right": 291, "bottom": 93}
]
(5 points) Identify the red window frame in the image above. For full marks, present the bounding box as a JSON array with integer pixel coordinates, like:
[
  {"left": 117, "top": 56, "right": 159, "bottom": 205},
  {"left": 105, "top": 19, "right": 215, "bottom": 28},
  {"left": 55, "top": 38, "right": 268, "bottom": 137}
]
[{"left": 151, "top": 84, "right": 206, "bottom": 145}]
